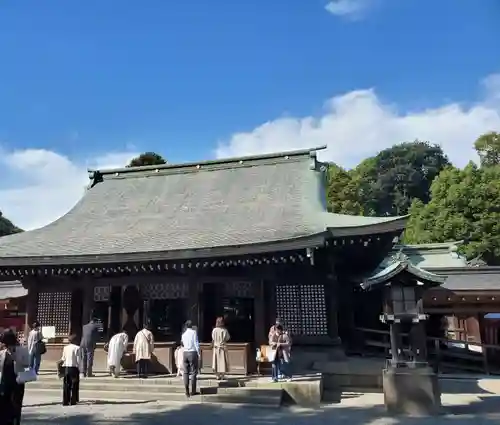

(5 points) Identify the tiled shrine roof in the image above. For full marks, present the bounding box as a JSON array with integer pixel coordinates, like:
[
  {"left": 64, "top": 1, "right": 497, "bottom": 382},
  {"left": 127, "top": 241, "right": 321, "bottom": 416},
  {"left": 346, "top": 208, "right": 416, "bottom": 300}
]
[
  {"left": 0, "top": 147, "right": 406, "bottom": 267},
  {"left": 360, "top": 250, "right": 447, "bottom": 290},
  {"left": 0, "top": 281, "right": 27, "bottom": 300}
]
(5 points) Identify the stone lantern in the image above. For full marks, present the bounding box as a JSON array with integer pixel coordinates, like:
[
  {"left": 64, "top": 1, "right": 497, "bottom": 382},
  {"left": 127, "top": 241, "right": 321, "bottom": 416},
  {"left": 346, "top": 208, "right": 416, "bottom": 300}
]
[{"left": 361, "top": 251, "right": 447, "bottom": 415}]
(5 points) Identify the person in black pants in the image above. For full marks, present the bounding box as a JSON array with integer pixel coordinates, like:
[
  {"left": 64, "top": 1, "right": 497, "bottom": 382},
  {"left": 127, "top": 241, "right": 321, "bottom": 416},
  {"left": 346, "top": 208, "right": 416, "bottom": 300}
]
[
  {"left": 80, "top": 314, "right": 103, "bottom": 378},
  {"left": 181, "top": 321, "right": 200, "bottom": 397},
  {"left": 0, "top": 329, "right": 29, "bottom": 425},
  {"left": 61, "top": 334, "right": 82, "bottom": 406}
]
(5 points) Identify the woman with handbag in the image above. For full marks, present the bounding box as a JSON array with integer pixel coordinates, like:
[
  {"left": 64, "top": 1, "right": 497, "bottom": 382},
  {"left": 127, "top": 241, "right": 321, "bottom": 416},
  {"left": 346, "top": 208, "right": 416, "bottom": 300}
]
[
  {"left": 268, "top": 325, "right": 292, "bottom": 383},
  {"left": 27, "top": 321, "right": 45, "bottom": 375},
  {"left": 0, "top": 329, "right": 30, "bottom": 425}
]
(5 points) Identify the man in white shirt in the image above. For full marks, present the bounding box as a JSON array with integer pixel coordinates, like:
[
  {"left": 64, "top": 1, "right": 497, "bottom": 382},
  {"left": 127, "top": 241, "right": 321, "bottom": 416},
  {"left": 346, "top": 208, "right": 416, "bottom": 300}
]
[
  {"left": 181, "top": 320, "right": 200, "bottom": 397},
  {"left": 60, "top": 334, "right": 82, "bottom": 406}
]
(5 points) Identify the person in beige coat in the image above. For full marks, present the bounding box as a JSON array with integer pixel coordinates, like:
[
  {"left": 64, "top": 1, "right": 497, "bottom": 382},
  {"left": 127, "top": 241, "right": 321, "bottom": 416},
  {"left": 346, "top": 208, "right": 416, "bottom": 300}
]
[
  {"left": 133, "top": 324, "right": 154, "bottom": 378},
  {"left": 211, "top": 317, "right": 230, "bottom": 380}
]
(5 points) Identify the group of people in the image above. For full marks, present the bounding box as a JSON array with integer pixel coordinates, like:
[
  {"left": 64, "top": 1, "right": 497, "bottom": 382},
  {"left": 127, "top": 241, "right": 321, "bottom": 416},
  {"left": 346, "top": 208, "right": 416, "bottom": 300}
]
[
  {"left": 171, "top": 317, "right": 231, "bottom": 397},
  {"left": 0, "top": 315, "right": 292, "bottom": 421},
  {"left": 57, "top": 317, "right": 156, "bottom": 406}
]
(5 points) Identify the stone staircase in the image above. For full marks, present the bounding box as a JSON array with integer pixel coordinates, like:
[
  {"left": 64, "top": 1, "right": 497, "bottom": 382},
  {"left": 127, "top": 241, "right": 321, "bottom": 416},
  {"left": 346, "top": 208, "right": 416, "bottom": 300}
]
[{"left": 26, "top": 374, "right": 319, "bottom": 408}]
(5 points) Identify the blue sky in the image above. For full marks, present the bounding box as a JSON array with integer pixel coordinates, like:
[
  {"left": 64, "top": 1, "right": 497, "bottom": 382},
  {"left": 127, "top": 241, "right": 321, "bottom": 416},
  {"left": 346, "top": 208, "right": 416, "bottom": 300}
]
[{"left": 0, "top": 0, "right": 499, "bottom": 229}]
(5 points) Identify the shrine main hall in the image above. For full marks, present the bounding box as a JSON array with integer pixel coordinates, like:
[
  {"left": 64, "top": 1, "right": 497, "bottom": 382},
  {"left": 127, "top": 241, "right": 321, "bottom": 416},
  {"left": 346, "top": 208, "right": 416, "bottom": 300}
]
[{"left": 0, "top": 146, "right": 435, "bottom": 374}]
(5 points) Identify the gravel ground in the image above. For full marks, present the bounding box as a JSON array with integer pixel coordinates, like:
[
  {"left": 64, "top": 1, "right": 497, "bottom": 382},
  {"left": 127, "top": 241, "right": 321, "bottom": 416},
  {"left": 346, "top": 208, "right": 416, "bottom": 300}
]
[{"left": 20, "top": 392, "right": 500, "bottom": 425}]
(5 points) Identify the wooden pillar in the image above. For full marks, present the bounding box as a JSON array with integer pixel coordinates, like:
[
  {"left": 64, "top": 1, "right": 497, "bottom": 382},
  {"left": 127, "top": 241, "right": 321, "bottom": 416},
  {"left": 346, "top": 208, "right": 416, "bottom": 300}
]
[
  {"left": 187, "top": 275, "right": 199, "bottom": 325},
  {"left": 24, "top": 280, "right": 38, "bottom": 337},
  {"left": 410, "top": 321, "right": 427, "bottom": 362},
  {"left": 326, "top": 267, "right": 341, "bottom": 344},
  {"left": 122, "top": 285, "right": 140, "bottom": 338},
  {"left": 263, "top": 265, "right": 277, "bottom": 329},
  {"left": 69, "top": 288, "right": 84, "bottom": 337},
  {"left": 389, "top": 322, "right": 402, "bottom": 363},
  {"left": 81, "top": 280, "right": 94, "bottom": 324},
  {"left": 253, "top": 279, "right": 265, "bottom": 345}
]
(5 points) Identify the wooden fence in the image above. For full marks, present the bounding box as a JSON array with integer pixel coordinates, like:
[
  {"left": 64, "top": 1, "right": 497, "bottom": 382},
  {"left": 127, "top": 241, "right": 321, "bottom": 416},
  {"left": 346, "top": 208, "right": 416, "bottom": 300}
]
[{"left": 355, "top": 327, "right": 500, "bottom": 375}]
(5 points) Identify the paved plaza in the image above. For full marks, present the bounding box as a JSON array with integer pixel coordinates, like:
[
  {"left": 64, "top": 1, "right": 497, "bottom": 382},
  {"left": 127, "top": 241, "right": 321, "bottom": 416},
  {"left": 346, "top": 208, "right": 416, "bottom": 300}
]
[{"left": 21, "top": 392, "right": 500, "bottom": 425}]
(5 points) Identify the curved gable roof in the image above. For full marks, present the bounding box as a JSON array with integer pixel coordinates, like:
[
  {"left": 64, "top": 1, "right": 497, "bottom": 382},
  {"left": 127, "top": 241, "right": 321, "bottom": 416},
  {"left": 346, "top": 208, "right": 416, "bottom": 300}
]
[{"left": 0, "top": 147, "right": 406, "bottom": 267}]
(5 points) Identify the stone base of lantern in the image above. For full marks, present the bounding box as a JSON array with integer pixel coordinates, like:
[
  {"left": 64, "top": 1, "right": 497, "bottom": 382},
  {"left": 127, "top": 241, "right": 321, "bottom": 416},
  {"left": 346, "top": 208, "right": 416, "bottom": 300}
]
[{"left": 382, "top": 366, "right": 441, "bottom": 416}]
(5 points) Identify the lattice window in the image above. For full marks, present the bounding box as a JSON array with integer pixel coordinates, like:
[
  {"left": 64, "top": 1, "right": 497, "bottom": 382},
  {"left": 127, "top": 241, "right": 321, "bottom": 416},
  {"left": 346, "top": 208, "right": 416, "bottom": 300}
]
[
  {"left": 94, "top": 286, "right": 110, "bottom": 302},
  {"left": 141, "top": 282, "right": 188, "bottom": 300},
  {"left": 299, "top": 284, "right": 328, "bottom": 336},
  {"left": 37, "top": 291, "right": 72, "bottom": 336},
  {"left": 275, "top": 284, "right": 328, "bottom": 336},
  {"left": 275, "top": 285, "right": 301, "bottom": 335},
  {"left": 224, "top": 281, "right": 253, "bottom": 298}
]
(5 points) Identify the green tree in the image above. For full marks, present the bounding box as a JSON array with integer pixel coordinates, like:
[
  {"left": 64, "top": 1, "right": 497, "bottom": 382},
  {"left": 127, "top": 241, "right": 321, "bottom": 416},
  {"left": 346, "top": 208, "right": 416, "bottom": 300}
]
[
  {"left": 358, "top": 141, "right": 450, "bottom": 216},
  {"left": 326, "top": 140, "right": 450, "bottom": 216},
  {"left": 405, "top": 163, "right": 500, "bottom": 264},
  {"left": 127, "top": 152, "right": 167, "bottom": 168},
  {"left": 474, "top": 131, "right": 500, "bottom": 167},
  {"left": 326, "top": 164, "right": 364, "bottom": 215},
  {"left": 0, "top": 211, "right": 22, "bottom": 237}
]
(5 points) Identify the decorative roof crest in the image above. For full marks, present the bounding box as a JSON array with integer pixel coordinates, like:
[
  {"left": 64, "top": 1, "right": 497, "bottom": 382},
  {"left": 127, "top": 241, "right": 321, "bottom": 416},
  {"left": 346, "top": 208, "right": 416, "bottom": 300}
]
[{"left": 391, "top": 249, "right": 409, "bottom": 263}]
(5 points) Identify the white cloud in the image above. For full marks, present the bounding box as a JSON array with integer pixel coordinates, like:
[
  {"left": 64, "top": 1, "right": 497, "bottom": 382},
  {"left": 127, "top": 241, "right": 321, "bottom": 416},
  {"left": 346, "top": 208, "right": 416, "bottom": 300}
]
[
  {"left": 0, "top": 149, "right": 137, "bottom": 230},
  {"left": 325, "top": 0, "right": 375, "bottom": 20},
  {"left": 216, "top": 73, "right": 500, "bottom": 168}
]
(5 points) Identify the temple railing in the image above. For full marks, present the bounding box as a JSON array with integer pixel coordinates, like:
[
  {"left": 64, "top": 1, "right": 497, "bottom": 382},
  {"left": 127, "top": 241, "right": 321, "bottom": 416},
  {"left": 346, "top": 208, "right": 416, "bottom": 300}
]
[{"left": 354, "top": 327, "right": 500, "bottom": 376}]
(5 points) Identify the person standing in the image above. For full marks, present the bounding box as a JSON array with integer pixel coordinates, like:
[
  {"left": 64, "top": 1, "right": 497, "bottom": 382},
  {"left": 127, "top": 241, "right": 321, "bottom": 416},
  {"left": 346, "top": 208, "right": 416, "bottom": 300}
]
[
  {"left": 268, "top": 318, "right": 283, "bottom": 340},
  {"left": 80, "top": 315, "right": 102, "bottom": 378},
  {"left": 106, "top": 329, "right": 128, "bottom": 378},
  {"left": 181, "top": 320, "right": 200, "bottom": 397},
  {"left": 60, "top": 334, "right": 82, "bottom": 406},
  {"left": 133, "top": 324, "right": 154, "bottom": 379},
  {"left": 0, "top": 329, "right": 30, "bottom": 425},
  {"left": 211, "top": 317, "right": 230, "bottom": 380},
  {"left": 27, "top": 321, "right": 44, "bottom": 375},
  {"left": 269, "top": 324, "right": 292, "bottom": 383}
]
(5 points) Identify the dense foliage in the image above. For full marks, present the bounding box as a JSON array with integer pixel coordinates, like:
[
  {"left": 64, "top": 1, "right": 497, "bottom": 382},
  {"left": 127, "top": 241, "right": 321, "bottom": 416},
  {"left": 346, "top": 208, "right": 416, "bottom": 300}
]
[
  {"left": 127, "top": 152, "right": 167, "bottom": 167},
  {"left": 326, "top": 140, "right": 450, "bottom": 216},
  {"left": 326, "top": 134, "right": 500, "bottom": 264},
  {"left": 0, "top": 211, "right": 22, "bottom": 237},
  {"left": 404, "top": 163, "right": 500, "bottom": 264},
  {"left": 474, "top": 131, "right": 500, "bottom": 167}
]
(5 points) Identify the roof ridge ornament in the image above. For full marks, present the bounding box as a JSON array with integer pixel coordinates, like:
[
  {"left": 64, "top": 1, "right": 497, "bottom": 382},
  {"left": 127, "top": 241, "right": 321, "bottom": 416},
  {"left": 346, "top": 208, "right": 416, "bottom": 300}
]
[{"left": 391, "top": 249, "right": 409, "bottom": 263}]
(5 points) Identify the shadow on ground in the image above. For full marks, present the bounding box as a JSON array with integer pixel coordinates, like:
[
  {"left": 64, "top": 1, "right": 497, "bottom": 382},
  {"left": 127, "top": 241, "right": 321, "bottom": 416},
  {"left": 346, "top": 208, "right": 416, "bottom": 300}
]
[{"left": 21, "top": 393, "right": 500, "bottom": 425}]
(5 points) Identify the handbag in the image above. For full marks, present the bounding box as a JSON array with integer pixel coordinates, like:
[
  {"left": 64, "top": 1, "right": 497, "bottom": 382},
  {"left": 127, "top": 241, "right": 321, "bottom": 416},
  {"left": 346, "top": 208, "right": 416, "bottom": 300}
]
[
  {"left": 37, "top": 340, "right": 47, "bottom": 355},
  {"left": 16, "top": 368, "right": 38, "bottom": 384},
  {"left": 267, "top": 348, "right": 277, "bottom": 363}
]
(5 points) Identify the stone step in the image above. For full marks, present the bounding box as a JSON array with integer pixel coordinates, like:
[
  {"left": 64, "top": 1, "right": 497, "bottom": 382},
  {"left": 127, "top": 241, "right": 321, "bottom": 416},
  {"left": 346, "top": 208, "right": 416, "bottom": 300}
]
[
  {"left": 28, "top": 378, "right": 282, "bottom": 398},
  {"left": 32, "top": 373, "right": 323, "bottom": 406},
  {"left": 36, "top": 374, "right": 284, "bottom": 389},
  {"left": 25, "top": 387, "right": 282, "bottom": 408}
]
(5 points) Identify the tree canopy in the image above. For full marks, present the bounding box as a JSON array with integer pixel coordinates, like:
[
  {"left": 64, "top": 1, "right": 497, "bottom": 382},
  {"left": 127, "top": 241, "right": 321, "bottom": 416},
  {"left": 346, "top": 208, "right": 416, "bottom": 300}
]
[
  {"left": 326, "top": 133, "right": 500, "bottom": 264},
  {"left": 0, "top": 211, "right": 22, "bottom": 237},
  {"left": 127, "top": 152, "right": 167, "bottom": 168},
  {"left": 326, "top": 140, "right": 450, "bottom": 216},
  {"left": 474, "top": 131, "right": 500, "bottom": 167},
  {"left": 404, "top": 162, "right": 500, "bottom": 264}
]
